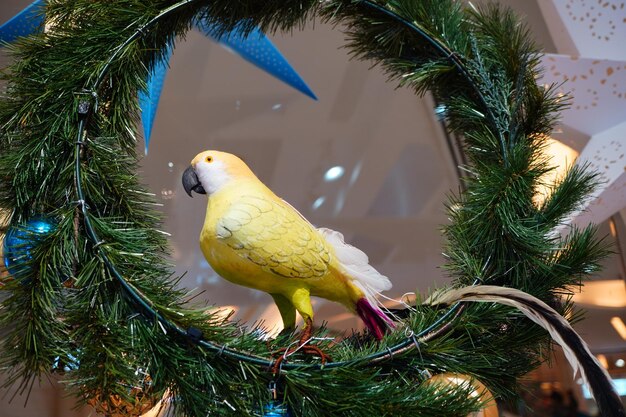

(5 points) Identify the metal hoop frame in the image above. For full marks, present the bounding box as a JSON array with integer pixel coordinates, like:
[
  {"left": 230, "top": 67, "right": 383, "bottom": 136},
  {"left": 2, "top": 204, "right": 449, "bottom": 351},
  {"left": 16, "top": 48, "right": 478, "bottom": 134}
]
[{"left": 73, "top": 0, "right": 483, "bottom": 371}]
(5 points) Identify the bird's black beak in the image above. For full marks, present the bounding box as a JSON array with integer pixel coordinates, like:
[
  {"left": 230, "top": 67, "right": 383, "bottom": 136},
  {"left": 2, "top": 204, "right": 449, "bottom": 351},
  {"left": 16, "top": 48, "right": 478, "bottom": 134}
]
[{"left": 182, "top": 166, "right": 206, "bottom": 197}]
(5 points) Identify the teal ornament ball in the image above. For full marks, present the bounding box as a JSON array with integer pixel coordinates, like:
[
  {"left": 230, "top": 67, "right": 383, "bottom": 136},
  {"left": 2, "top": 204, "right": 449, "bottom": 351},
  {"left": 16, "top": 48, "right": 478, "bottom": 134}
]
[
  {"left": 3, "top": 216, "right": 57, "bottom": 279},
  {"left": 263, "top": 401, "right": 292, "bottom": 417},
  {"left": 52, "top": 352, "right": 80, "bottom": 373}
]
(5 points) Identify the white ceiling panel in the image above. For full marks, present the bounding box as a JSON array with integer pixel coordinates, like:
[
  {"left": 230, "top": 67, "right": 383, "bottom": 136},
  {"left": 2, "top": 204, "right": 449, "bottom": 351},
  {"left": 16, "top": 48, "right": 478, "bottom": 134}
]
[{"left": 541, "top": 54, "right": 626, "bottom": 135}]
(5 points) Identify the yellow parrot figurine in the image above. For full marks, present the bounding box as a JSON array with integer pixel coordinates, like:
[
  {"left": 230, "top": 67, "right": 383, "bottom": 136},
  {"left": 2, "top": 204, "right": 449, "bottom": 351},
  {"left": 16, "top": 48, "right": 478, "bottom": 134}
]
[{"left": 182, "top": 151, "right": 393, "bottom": 341}]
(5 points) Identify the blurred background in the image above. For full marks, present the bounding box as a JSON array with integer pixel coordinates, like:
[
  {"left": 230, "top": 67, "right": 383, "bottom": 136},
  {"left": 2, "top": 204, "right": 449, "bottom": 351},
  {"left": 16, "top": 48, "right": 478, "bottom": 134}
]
[{"left": 1, "top": 0, "right": 625, "bottom": 415}]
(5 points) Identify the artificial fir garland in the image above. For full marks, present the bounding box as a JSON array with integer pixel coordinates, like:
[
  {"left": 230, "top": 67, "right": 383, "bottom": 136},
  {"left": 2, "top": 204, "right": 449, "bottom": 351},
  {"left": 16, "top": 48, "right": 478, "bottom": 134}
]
[{"left": 0, "top": 0, "right": 608, "bottom": 416}]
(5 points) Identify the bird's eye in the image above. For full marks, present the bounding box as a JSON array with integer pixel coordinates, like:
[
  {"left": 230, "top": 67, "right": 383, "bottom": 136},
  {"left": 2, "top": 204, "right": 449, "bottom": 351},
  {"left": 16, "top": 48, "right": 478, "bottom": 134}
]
[{"left": 205, "top": 156, "right": 213, "bottom": 163}]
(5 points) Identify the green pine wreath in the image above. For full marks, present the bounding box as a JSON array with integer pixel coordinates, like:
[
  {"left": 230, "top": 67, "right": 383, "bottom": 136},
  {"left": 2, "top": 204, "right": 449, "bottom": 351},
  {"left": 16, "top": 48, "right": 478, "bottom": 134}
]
[{"left": 0, "top": 0, "right": 607, "bottom": 416}]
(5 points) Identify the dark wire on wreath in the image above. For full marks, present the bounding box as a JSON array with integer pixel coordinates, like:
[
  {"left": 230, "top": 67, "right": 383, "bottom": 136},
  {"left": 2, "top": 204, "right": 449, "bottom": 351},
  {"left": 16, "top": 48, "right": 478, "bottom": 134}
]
[
  {"left": 355, "top": 0, "right": 509, "bottom": 166},
  {"left": 73, "top": 0, "right": 482, "bottom": 371}
]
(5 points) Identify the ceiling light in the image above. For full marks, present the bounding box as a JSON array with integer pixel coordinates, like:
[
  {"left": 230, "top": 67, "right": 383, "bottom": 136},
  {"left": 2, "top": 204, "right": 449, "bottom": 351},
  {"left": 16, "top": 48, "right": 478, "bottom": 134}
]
[
  {"left": 533, "top": 137, "right": 579, "bottom": 205},
  {"left": 611, "top": 317, "right": 626, "bottom": 340},
  {"left": 616, "top": 359, "right": 625, "bottom": 368},
  {"left": 571, "top": 280, "right": 626, "bottom": 308},
  {"left": 334, "top": 190, "right": 346, "bottom": 216},
  {"left": 312, "top": 196, "right": 325, "bottom": 210},
  {"left": 324, "top": 166, "right": 345, "bottom": 182},
  {"left": 609, "top": 217, "right": 618, "bottom": 237},
  {"left": 272, "top": 103, "right": 282, "bottom": 111},
  {"left": 210, "top": 305, "right": 239, "bottom": 321},
  {"left": 597, "top": 354, "right": 609, "bottom": 369},
  {"left": 350, "top": 161, "right": 362, "bottom": 185}
]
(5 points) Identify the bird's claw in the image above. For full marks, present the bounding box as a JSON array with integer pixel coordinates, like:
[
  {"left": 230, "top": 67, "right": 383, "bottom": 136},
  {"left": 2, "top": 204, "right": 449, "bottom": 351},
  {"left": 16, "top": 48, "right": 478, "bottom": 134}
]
[{"left": 271, "top": 344, "right": 331, "bottom": 374}]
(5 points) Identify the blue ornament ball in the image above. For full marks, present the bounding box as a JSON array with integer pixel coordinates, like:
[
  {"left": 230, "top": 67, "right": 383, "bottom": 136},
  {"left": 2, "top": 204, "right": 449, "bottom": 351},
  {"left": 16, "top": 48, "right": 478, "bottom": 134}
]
[
  {"left": 3, "top": 216, "right": 57, "bottom": 279},
  {"left": 52, "top": 352, "right": 80, "bottom": 373},
  {"left": 263, "top": 400, "right": 292, "bottom": 417}
]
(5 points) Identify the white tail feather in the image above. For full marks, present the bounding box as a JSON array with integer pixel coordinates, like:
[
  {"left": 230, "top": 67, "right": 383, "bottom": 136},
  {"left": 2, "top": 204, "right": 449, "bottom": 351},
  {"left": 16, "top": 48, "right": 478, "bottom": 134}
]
[
  {"left": 318, "top": 227, "right": 392, "bottom": 295},
  {"left": 426, "top": 285, "right": 624, "bottom": 417},
  {"left": 279, "top": 199, "right": 392, "bottom": 297},
  {"left": 426, "top": 286, "right": 601, "bottom": 383}
]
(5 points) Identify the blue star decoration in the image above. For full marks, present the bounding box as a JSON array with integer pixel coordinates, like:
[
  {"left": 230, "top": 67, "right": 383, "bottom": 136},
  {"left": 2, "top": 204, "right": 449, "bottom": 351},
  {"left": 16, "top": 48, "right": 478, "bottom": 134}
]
[
  {"left": 197, "top": 21, "right": 318, "bottom": 102},
  {"left": 139, "top": 46, "right": 174, "bottom": 154},
  {"left": 0, "top": 2, "right": 317, "bottom": 154},
  {"left": 0, "top": 1, "right": 45, "bottom": 44}
]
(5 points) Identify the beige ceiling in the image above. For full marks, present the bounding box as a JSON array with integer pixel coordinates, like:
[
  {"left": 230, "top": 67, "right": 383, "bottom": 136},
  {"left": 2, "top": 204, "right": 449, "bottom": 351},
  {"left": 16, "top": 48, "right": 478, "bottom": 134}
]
[{"left": 1, "top": 0, "right": 626, "bottom": 415}]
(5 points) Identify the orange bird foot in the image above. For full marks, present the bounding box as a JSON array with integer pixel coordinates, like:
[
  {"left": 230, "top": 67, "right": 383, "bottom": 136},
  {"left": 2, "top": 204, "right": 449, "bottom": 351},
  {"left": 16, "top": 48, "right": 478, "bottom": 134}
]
[{"left": 271, "top": 318, "right": 331, "bottom": 373}]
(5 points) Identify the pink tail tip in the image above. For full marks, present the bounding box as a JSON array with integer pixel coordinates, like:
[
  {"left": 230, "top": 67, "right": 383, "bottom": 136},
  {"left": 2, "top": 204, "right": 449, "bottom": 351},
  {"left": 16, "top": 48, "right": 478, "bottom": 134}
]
[{"left": 356, "top": 298, "right": 395, "bottom": 340}]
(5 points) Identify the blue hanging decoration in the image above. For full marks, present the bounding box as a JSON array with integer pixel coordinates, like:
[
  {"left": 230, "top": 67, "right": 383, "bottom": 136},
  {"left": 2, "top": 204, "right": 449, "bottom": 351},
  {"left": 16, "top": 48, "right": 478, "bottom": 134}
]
[
  {"left": 262, "top": 381, "right": 292, "bottom": 417},
  {"left": 0, "top": 0, "right": 45, "bottom": 44},
  {"left": 263, "top": 400, "right": 292, "bottom": 417},
  {"left": 52, "top": 351, "right": 80, "bottom": 373},
  {"left": 3, "top": 216, "right": 57, "bottom": 279},
  {"left": 434, "top": 104, "right": 448, "bottom": 121},
  {"left": 139, "top": 25, "right": 317, "bottom": 155},
  {"left": 1, "top": 3, "right": 317, "bottom": 155},
  {"left": 197, "top": 21, "right": 317, "bottom": 101},
  {"left": 139, "top": 47, "right": 173, "bottom": 155}
]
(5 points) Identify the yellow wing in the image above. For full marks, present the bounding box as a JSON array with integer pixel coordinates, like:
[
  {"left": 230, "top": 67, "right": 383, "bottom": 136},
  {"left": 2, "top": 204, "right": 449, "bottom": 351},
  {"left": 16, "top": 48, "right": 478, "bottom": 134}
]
[{"left": 215, "top": 195, "right": 332, "bottom": 279}]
